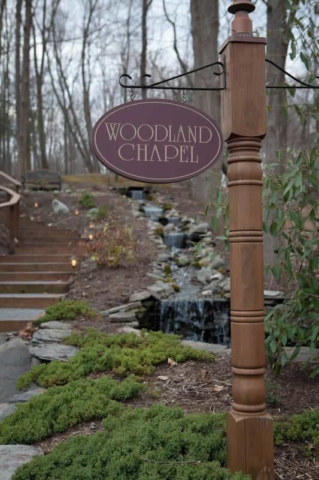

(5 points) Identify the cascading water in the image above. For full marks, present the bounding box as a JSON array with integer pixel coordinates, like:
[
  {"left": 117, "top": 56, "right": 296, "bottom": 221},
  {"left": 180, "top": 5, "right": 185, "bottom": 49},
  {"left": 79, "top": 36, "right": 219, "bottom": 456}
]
[{"left": 127, "top": 188, "right": 145, "bottom": 201}]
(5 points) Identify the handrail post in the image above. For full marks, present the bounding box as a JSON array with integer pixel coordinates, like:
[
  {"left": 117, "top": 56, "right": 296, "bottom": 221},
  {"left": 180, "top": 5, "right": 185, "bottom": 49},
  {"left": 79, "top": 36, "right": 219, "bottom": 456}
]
[{"left": 9, "top": 205, "right": 15, "bottom": 254}]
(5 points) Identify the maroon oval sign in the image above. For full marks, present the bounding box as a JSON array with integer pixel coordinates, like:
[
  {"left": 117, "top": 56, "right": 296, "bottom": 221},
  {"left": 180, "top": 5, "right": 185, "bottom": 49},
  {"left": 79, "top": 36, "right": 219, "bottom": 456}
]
[{"left": 92, "top": 99, "right": 223, "bottom": 183}]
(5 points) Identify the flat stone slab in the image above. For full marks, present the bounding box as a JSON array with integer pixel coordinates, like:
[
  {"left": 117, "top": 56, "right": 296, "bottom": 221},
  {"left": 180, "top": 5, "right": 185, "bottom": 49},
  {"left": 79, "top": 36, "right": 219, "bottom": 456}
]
[
  {"left": 129, "top": 291, "right": 151, "bottom": 302},
  {"left": 0, "top": 403, "right": 17, "bottom": 421},
  {"left": 0, "top": 338, "right": 31, "bottom": 403},
  {"left": 0, "top": 308, "right": 45, "bottom": 321},
  {"left": 31, "top": 329, "right": 71, "bottom": 346},
  {"left": 181, "top": 340, "right": 227, "bottom": 354},
  {"left": 117, "top": 326, "right": 142, "bottom": 337},
  {"left": 101, "top": 302, "right": 141, "bottom": 317},
  {"left": 0, "top": 445, "right": 44, "bottom": 480},
  {"left": 9, "top": 388, "right": 46, "bottom": 404},
  {"left": 29, "top": 344, "right": 78, "bottom": 362},
  {"left": 285, "top": 346, "right": 319, "bottom": 363},
  {"left": 109, "top": 311, "right": 138, "bottom": 323},
  {"left": 40, "top": 321, "right": 72, "bottom": 330}
]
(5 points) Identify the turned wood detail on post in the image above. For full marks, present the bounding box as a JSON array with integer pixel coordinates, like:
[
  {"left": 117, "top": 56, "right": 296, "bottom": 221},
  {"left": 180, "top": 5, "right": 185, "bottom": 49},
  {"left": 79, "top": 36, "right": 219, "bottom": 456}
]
[{"left": 227, "top": 137, "right": 266, "bottom": 416}]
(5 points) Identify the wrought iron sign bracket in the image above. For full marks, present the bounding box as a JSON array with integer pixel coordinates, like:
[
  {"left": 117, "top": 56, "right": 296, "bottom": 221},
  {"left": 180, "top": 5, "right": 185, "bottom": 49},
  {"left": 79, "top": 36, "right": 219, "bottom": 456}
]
[
  {"left": 119, "top": 61, "right": 226, "bottom": 92},
  {"left": 119, "top": 58, "right": 318, "bottom": 93},
  {"left": 266, "top": 59, "right": 319, "bottom": 89}
]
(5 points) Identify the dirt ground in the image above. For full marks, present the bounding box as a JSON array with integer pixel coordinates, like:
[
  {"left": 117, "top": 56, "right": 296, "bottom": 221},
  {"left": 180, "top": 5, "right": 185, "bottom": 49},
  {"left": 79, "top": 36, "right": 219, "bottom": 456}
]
[{"left": 19, "top": 179, "right": 319, "bottom": 480}]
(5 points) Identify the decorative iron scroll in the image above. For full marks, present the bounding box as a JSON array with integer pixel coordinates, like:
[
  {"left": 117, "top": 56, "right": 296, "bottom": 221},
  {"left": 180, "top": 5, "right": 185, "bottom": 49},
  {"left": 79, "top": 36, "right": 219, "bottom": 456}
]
[
  {"left": 119, "top": 61, "right": 226, "bottom": 92},
  {"left": 266, "top": 59, "right": 319, "bottom": 89},
  {"left": 119, "top": 58, "right": 318, "bottom": 93}
]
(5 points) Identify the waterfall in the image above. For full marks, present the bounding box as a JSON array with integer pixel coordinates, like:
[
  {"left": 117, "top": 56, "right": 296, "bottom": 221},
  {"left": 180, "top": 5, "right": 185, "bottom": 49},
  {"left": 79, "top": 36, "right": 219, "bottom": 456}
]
[
  {"left": 127, "top": 188, "right": 145, "bottom": 201},
  {"left": 159, "top": 298, "right": 230, "bottom": 346}
]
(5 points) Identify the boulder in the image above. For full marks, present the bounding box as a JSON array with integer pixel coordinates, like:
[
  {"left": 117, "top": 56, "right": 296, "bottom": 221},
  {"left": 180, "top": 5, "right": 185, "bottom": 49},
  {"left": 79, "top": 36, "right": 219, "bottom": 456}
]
[
  {"left": 189, "top": 222, "right": 210, "bottom": 235},
  {"left": 196, "top": 267, "right": 213, "bottom": 284},
  {"left": 220, "top": 277, "right": 231, "bottom": 293},
  {"left": 117, "top": 326, "right": 142, "bottom": 336},
  {"left": 86, "top": 208, "right": 99, "bottom": 218},
  {"left": 198, "top": 256, "right": 212, "bottom": 267},
  {"left": 129, "top": 291, "right": 151, "bottom": 303},
  {"left": 0, "top": 403, "right": 17, "bottom": 421},
  {"left": 40, "top": 321, "right": 72, "bottom": 330},
  {"left": 157, "top": 253, "right": 171, "bottom": 263},
  {"left": 163, "top": 223, "right": 175, "bottom": 233},
  {"left": 30, "top": 344, "right": 78, "bottom": 362},
  {"left": 52, "top": 199, "right": 70, "bottom": 215},
  {"left": 147, "top": 281, "right": 175, "bottom": 299},
  {"left": 177, "top": 254, "right": 190, "bottom": 267},
  {"left": 0, "top": 445, "right": 44, "bottom": 480},
  {"left": 9, "top": 388, "right": 45, "bottom": 404},
  {"left": 31, "top": 329, "right": 71, "bottom": 346},
  {"left": 181, "top": 340, "right": 227, "bottom": 354},
  {"left": 211, "top": 255, "right": 226, "bottom": 269}
]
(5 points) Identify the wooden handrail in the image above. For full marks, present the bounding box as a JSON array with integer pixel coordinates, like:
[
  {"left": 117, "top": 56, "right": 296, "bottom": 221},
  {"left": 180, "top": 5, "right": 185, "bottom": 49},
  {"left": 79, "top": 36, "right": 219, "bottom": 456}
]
[
  {"left": 0, "top": 171, "right": 22, "bottom": 192},
  {"left": 0, "top": 185, "right": 21, "bottom": 254}
]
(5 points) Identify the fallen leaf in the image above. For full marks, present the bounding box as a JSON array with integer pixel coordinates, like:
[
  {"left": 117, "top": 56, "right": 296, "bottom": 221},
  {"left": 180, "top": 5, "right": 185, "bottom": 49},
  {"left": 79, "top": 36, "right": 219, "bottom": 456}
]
[
  {"left": 212, "top": 385, "right": 224, "bottom": 392},
  {"left": 201, "top": 369, "right": 208, "bottom": 380},
  {"left": 168, "top": 358, "right": 177, "bottom": 366}
]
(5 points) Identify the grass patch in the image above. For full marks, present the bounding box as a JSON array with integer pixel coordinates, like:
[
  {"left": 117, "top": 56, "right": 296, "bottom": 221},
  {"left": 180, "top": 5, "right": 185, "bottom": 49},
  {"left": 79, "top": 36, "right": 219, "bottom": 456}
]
[
  {"left": 0, "top": 376, "right": 142, "bottom": 445},
  {"left": 79, "top": 192, "right": 97, "bottom": 209},
  {"left": 17, "top": 330, "right": 213, "bottom": 390},
  {"left": 36, "top": 300, "right": 95, "bottom": 325},
  {"left": 12, "top": 404, "right": 249, "bottom": 480}
]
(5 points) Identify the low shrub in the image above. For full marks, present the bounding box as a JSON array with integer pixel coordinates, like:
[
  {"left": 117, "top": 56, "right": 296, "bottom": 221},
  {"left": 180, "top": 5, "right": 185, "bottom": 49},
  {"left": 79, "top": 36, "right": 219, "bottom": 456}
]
[
  {"left": 0, "top": 376, "right": 142, "bottom": 445},
  {"left": 95, "top": 204, "right": 108, "bottom": 220},
  {"left": 17, "top": 330, "right": 214, "bottom": 389},
  {"left": 274, "top": 409, "right": 319, "bottom": 450},
  {"left": 13, "top": 404, "right": 250, "bottom": 480},
  {"left": 36, "top": 300, "right": 95, "bottom": 325},
  {"left": 79, "top": 192, "right": 96, "bottom": 209},
  {"left": 87, "top": 224, "right": 135, "bottom": 268}
]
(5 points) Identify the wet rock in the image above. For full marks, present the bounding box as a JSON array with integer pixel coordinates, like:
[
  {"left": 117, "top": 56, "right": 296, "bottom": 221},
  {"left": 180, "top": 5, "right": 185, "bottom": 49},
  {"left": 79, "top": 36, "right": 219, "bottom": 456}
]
[
  {"left": 0, "top": 403, "right": 17, "bottom": 421},
  {"left": 9, "top": 388, "right": 45, "bottom": 404},
  {"left": 52, "top": 199, "right": 70, "bottom": 215},
  {"left": 189, "top": 222, "right": 210, "bottom": 235},
  {"left": 264, "top": 290, "right": 284, "bottom": 298},
  {"left": 220, "top": 278, "right": 231, "bottom": 292},
  {"left": 196, "top": 267, "right": 213, "bottom": 284},
  {"left": 176, "top": 254, "right": 190, "bottom": 267},
  {"left": 198, "top": 256, "right": 212, "bottom": 267},
  {"left": 30, "top": 344, "right": 78, "bottom": 362},
  {"left": 129, "top": 291, "right": 151, "bottom": 302},
  {"left": 31, "top": 329, "right": 71, "bottom": 346},
  {"left": 109, "top": 311, "right": 138, "bottom": 323},
  {"left": 101, "top": 302, "right": 141, "bottom": 317},
  {"left": 157, "top": 252, "right": 171, "bottom": 262},
  {"left": 211, "top": 256, "right": 226, "bottom": 269},
  {"left": 147, "top": 281, "right": 175, "bottom": 299},
  {"left": 40, "top": 321, "right": 72, "bottom": 331},
  {"left": 0, "top": 445, "right": 44, "bottom": 480},
  {"left": 163, "top": 223, "right": 175, "bottom": 233}
]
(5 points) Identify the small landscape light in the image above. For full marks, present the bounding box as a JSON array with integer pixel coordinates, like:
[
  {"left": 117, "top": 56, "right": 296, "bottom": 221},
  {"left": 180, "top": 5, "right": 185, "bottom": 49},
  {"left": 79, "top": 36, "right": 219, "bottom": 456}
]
[
  {"left": 75, "top": 210, "right": 79, "bottom": 216},
  {"left": 71, "top": 258, "right": 77, "bottom": 268},
  {"left": 89, "top": 234, "right": 94, "bottom": 241},
  {"left": 89, "top": 223, "right": 94, "bottom": 229},
  {"left": 34, "top": 202, "right": 39, "bottom": 208}
]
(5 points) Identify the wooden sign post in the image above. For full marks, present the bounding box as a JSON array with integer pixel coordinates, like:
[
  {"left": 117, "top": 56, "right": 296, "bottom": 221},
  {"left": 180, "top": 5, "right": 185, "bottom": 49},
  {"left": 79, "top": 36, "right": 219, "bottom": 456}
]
[{"left": 221, "top": 1, "right": 274, "bottom": 478}]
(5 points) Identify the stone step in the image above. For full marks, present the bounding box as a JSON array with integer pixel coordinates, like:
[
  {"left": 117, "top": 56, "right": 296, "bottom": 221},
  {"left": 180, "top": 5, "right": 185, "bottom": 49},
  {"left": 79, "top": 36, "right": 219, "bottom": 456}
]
[
  {"left": 0, "top": 254, "right": 78, "bottom": 263},
  {"left": 19, "top": 237, "right": 80, "bottom": 244},
  {"left": 0, "top": 282, "right": 69, "bottom": 294},
  {"left": 0, "top": 272, "right": 73, "bottom": 282},
  {"left": 15, "top": 246, "right": 78, "bottom": 254},
  {"left": 0, "top": 308, "right": 45, "bottom": 332},
  {"left": 0, "top": 293, "right": 63, "bottom": 308},
  {"left": 0, "top": 263, "right": 77, "bottom": 272}
]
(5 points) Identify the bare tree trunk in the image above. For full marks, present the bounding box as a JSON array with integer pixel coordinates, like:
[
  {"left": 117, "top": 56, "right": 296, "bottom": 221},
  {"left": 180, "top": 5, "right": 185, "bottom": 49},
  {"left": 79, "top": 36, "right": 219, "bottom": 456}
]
[
  {"left": 190, "top": 0, "right": 221, "bottom": 205},
  {"left": 15, "top": 0, "right": 22, "bottom": 175},
  {"left": 18, "top": 0, "right": 32, "bottom": 176},
  {"left": 140, "top": 0, "right": 152, "bottom": 99}
]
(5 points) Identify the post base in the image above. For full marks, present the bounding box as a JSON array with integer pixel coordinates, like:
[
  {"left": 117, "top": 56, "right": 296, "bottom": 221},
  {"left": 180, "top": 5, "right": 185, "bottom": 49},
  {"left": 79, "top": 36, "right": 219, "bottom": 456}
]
[{"left": 227, "top": 410, "right": 274, "bottom": 479}]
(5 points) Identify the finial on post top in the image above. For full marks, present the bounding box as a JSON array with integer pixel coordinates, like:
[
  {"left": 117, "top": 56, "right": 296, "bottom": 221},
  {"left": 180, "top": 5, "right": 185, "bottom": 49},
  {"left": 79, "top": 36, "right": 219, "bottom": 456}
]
[{"left": 228, "top": 1, "right": 255, "bottom": 35}]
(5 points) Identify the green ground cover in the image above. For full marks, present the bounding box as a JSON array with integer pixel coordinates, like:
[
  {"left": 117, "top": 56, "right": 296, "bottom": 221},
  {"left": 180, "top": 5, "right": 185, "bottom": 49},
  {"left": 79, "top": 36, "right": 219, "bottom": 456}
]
[
  {"left": 17, "top": 330, "right": 213, "bottom": 389},
  {"left": 37, "top": 300, "right": 95, "bottom": 325}
]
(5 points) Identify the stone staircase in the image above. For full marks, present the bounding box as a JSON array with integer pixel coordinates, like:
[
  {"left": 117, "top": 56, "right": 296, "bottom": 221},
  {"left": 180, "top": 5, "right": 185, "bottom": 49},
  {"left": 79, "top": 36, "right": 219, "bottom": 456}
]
[{"left": 0, "top": 218, "right": 80, "bottom": 332}]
